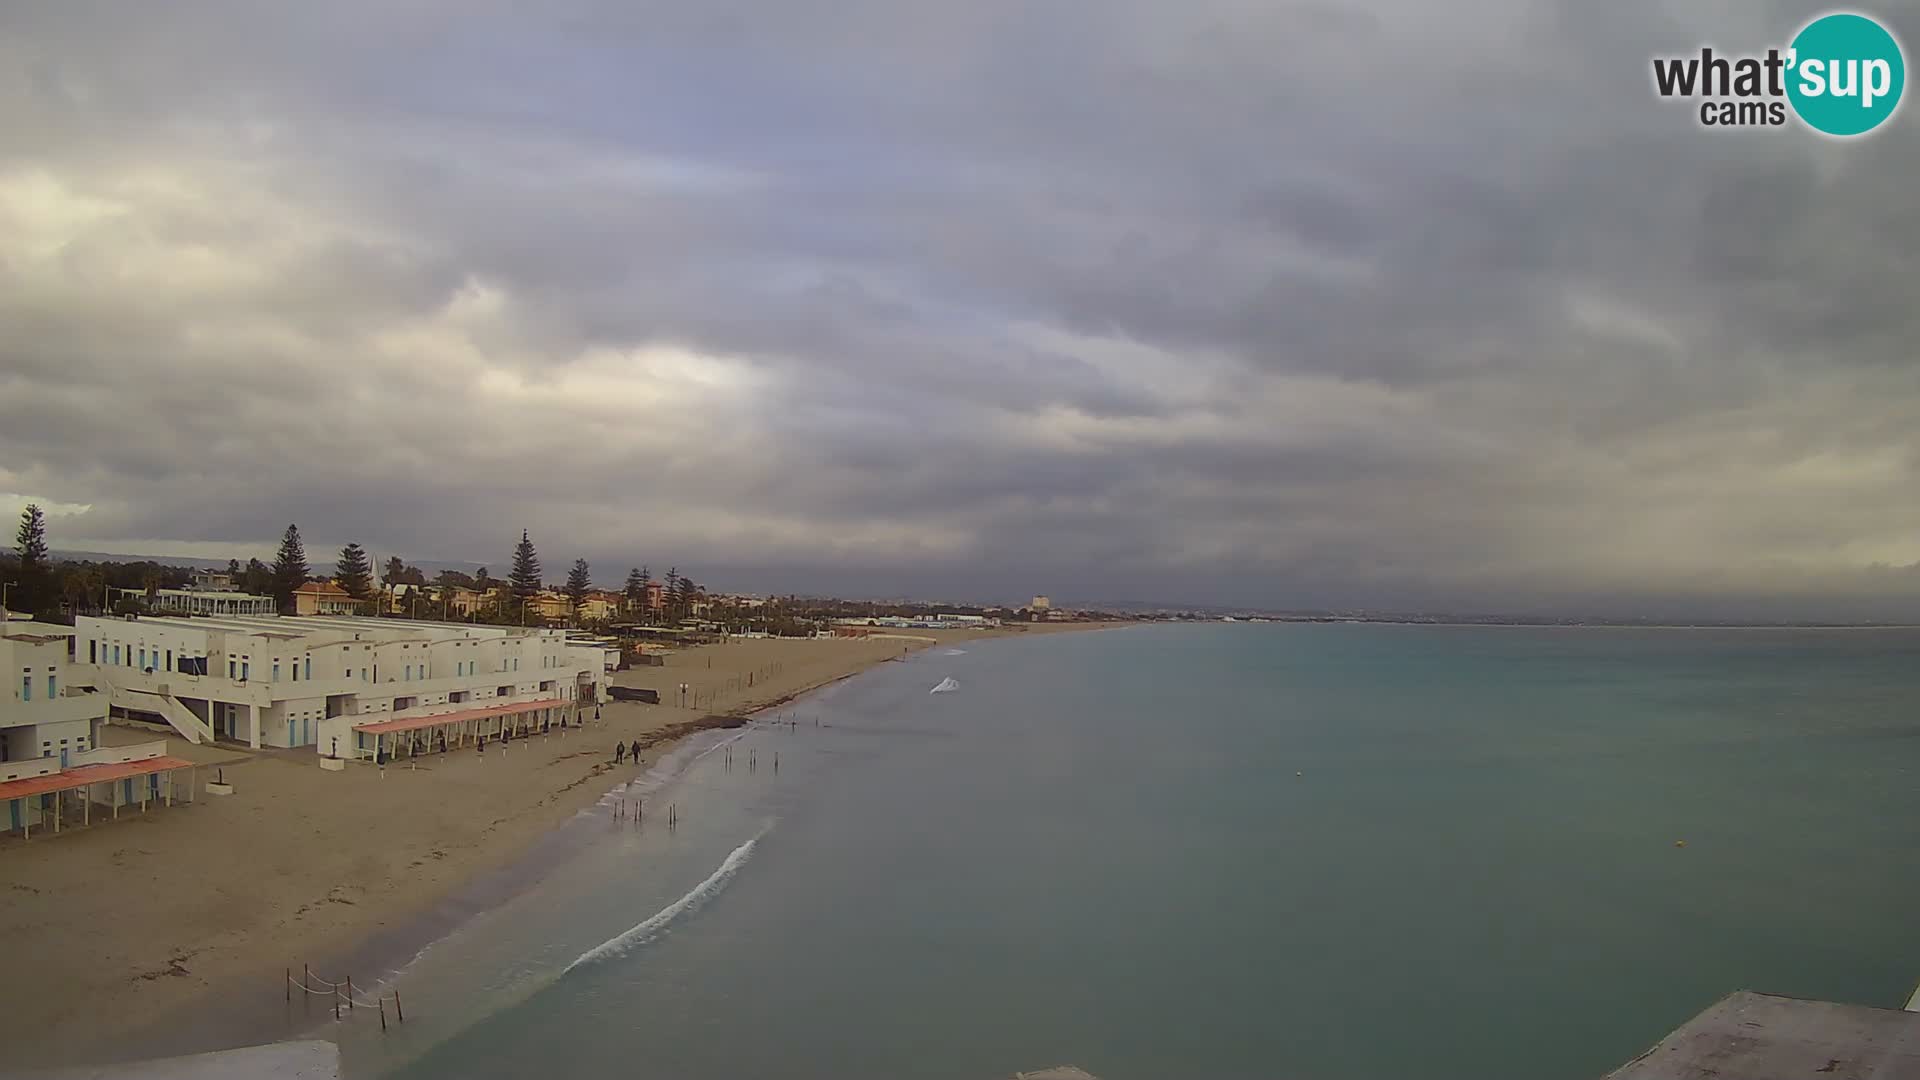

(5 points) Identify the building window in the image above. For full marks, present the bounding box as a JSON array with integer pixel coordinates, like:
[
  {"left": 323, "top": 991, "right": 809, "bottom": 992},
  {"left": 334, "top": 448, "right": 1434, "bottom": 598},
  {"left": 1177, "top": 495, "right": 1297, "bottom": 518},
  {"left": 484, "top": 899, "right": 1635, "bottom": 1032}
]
[
  {"left": 139, "top": 648, "right": 147, "bottom": 669},
  {"left": 241, "top": 662, "right": 250, "bottom": 681},
  {"left": 305, "top": 657, "right": 311, "bottom": 680},
  {"left": 166, "top": 649, "right": 173, "bottom": 671},
  {"left": 89, "top": 640, "right": 97, "bottom": 664},
  {"left": 20, "top": 674, "right": 30, "bottom": 702},
  {"left": 47, "top": 674, "right": 56, "bottom": 698},
  {"left": 273, "top": 662, "right": 281, "bottom": 682},
  {"left": 345, "top": 668, "right": 352, "bottom": 679},
  {"left": 228, "top": 659, "right": 237, "bottom": 679},
  {"left": 292, "top": 662, "right": 299, "bottom": 682},
  {"left": 114, "top": 645, "right": 121, "bottom": 665}
]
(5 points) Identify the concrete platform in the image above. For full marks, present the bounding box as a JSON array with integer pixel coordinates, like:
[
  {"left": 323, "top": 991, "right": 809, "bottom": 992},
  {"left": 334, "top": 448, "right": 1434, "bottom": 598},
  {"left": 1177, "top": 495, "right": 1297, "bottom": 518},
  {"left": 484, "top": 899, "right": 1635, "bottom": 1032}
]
[{"left": 1606, "top": 991, "right": 1920, "bottom": 1079}]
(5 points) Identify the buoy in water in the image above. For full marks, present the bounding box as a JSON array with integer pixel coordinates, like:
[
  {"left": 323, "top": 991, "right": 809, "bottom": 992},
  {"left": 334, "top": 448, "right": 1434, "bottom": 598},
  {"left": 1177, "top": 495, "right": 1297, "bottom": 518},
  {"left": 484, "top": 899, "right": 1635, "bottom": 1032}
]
[
  {"left": 1674, "top": 839, "right": 1687, "bottom": 848},
  {"left": 1295, "top": 770, "right": 1303, "bottom": 777}
]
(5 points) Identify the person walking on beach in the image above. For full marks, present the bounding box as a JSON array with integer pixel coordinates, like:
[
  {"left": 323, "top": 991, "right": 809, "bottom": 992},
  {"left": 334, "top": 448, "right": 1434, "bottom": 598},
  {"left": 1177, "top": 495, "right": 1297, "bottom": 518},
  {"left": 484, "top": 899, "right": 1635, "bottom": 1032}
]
[{"left": 615, "top": 742, "right": 626, "bottom": 765}]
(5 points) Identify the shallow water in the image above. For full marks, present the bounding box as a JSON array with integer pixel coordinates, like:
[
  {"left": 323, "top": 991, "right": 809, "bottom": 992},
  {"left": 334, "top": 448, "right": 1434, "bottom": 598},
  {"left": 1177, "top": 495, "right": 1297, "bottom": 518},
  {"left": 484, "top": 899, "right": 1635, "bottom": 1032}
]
[{"left": 334, "top": 624, "right": 1920, "bottom": 1079}]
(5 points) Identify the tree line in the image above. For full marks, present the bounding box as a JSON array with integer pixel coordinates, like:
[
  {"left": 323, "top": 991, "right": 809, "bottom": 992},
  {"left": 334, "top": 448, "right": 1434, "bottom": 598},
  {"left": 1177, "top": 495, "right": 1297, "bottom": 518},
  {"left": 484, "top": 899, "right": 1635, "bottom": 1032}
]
[{"left": 2, "top": 507, "right": 708, "bottom": 629}]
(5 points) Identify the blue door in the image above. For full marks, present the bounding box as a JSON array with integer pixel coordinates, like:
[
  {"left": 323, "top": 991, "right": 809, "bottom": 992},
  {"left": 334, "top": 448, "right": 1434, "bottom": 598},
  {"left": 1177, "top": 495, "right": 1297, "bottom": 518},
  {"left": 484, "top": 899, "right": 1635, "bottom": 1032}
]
[
  {"left": 288, "top": 721, "right": 295, "bottom": 746},
  {"left": 302, "top": 718, "right": 311, "bottom": 745},
  {"left": 59, "top": 747, "right": 69, "bottom": 768}
]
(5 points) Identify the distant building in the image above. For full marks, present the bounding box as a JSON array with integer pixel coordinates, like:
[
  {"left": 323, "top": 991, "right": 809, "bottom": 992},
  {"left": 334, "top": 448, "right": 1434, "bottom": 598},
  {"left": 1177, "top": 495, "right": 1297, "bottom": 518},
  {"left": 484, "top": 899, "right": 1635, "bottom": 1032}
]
[
  {"left": 529, "top": 591, "right": 571, "bottom": 623},
  {"left": 116, "top": 588, "right": 277, "bottom": 617},
  {"left": 190, "top": 570, "right": 235, "bottom": 592},
  {"left": 293, "top": 581, "right": 358, "bottom": 616},
  {"left": 1031, "top": 596, "right": 1051, "bottom": 611},
  {"left": 577, "top": 591, "right": 623, "bottom": 623}
]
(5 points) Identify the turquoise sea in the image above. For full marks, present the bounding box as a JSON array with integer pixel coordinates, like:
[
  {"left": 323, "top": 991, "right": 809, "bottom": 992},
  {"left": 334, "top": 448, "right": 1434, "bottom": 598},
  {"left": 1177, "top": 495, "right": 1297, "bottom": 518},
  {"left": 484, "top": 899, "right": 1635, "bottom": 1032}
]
[{"left": 316, "top": 624, "right": 1920, "bottom": 1079}]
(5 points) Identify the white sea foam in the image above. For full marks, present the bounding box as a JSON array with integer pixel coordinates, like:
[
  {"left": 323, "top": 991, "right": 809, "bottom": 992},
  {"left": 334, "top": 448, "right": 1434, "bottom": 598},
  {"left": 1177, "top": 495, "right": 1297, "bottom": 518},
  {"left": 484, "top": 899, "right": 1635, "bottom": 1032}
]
[
  {"left": 930, "top": 677, "right": 960, "bottom": 694},
  {"left": 563, "top": 824, "right": 771, "bottom": 973},
  {"left": 942, "top": 648, "right": 968, "bottom": 656}
]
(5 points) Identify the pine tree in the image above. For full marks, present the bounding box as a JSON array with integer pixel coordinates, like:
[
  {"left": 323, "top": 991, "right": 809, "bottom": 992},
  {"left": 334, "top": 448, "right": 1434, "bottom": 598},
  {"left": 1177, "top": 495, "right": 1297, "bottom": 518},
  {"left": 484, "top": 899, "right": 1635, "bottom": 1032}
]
[
  {"left": 637, "top": 566, "right": 652, "bottom": 622},
  {"left": 674, "top": 575, "right": 698, "bottom": 619},
  {"left": 509, "top": 530, "right": 542, "bottom": 597},
  {"left": 12, "top": 504, "right": 51, "bottom": 615},
  {"left": 271, "top": 524, "right": 309, "bottom": 613},
  {"left": 624, "top": 567, "right": 645, "bottom": 614},
  {"left": 473, "top": 566, "right": 491, "bottom": 593},
  {"left": 383, "top": 556, "right": 405, "bottom": 587},
  {"left": 335, "top": 542, "right": 374, "bottom": 600},
  {"left": 565, "top": 559, "right": 592, "bottom": 613},
  {"left": 243, "top": 557, "right": 272, "bottom": 596},
  {"left": 663, "top": 567, "right": 681, "bottom": 621}
]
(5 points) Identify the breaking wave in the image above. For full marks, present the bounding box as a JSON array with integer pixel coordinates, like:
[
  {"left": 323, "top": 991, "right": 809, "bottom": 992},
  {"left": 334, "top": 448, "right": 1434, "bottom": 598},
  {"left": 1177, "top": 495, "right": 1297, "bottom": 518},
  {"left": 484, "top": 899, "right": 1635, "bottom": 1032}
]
[
  {"left": 564, "top": 824, "right": 771, "bottom": 973},
  {"left": 930, "top": 677, "right": 960, "bottom": 694}
]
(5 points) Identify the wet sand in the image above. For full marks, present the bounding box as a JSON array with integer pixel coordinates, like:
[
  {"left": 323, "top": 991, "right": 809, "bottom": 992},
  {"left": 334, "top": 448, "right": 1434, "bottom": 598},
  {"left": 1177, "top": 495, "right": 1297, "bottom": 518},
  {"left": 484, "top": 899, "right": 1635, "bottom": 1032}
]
[{"left": 0, "top": 625, "right": 1100, "bottom": 1069}]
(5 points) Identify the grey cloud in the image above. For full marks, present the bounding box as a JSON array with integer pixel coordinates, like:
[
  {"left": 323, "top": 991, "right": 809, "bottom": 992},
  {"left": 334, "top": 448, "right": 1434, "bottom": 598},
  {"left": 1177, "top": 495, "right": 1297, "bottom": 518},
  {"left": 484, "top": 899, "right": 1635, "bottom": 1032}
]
[{"left": 2, "top": 0, "right": 1919, "bottom": 617}]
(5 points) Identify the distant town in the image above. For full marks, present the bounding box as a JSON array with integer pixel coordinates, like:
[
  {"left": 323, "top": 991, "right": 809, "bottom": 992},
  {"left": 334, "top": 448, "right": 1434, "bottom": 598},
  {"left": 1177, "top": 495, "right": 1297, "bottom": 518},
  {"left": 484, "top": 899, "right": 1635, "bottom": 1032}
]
[{"left": 3, "top": 505, "right": 1911, "bottom": 636}]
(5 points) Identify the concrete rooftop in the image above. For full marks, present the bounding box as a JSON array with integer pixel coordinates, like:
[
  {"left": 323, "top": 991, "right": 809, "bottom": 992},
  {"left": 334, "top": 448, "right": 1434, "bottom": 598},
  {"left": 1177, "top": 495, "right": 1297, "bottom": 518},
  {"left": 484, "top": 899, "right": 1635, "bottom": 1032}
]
[{"left": 1606, "top": 991, "right": 1920, "bottom": 1079}]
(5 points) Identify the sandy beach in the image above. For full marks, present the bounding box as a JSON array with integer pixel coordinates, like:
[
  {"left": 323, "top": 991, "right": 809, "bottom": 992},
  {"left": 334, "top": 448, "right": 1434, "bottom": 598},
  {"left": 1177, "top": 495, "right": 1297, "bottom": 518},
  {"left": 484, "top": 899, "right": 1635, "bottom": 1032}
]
[{"left": 0, "top": 624, "right": 1101, "bottom": 1069}]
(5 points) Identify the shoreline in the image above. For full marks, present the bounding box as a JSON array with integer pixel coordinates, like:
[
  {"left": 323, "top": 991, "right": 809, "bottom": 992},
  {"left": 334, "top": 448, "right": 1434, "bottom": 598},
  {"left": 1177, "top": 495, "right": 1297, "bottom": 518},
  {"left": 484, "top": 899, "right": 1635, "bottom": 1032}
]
[{"left": 1, "top": 622, "right": 1110, "bottom": 1070}]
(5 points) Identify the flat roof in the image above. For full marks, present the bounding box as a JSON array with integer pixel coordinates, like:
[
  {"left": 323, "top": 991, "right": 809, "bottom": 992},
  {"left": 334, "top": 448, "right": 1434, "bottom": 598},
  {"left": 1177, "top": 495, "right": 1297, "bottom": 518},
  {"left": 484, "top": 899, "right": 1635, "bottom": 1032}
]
[
  {"left": 353, "top": 697, "right": 568, "bottom": 736},
  {"left": 0, "top": 755, "right": 196, "bottom": 802},
  {"left": 1606, "top": 991, "right": 1920, "bottom": 1079}
]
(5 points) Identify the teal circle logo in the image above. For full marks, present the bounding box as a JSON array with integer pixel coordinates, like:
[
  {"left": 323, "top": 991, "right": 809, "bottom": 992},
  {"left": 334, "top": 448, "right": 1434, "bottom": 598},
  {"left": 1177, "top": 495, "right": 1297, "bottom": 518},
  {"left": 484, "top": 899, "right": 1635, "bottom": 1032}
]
[{"left": 1787, "top": 12, "right": 1906, "bottom": 136}]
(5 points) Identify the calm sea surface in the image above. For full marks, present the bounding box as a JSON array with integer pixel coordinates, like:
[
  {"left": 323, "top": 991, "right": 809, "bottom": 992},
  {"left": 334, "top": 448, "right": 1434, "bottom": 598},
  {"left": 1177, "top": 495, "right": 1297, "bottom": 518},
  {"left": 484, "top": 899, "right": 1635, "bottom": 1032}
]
[{"left": 326, "top": 624, "right": 1920, "bottom": 1080}]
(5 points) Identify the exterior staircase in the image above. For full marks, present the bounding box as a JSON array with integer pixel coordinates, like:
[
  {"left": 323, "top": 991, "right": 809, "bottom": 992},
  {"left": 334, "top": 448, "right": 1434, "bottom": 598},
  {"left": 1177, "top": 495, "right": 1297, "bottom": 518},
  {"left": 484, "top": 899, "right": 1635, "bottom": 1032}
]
[{"left": 97, "top": 674, "right": 214, "bottom": 745}]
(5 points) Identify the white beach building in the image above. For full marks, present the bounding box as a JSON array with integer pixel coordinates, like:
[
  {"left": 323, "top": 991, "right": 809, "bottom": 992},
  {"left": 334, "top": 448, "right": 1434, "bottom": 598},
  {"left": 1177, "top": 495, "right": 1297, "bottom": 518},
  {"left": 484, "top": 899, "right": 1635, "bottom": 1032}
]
[
  {"left": 2, "top": 622, "right": 196, "bottom": 839},
  {"left": 2, "top": 623, "right": 108, "bottom": 767},
  {"left": 71, "top": 613, "right": 608, "bottom": 757}
]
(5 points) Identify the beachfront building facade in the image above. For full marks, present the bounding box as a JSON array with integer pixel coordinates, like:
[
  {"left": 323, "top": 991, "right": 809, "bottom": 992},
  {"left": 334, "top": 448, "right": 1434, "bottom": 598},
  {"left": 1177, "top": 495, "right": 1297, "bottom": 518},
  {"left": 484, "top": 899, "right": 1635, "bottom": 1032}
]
[
  {"left": 2, "top": 624, "right": 108, "bottom": 767},
  {"left": 0, "top": 624, "right": 195, "bottom": 840},
  {"left": 71, "top": 614, "right": 608, "bottom": 754}
]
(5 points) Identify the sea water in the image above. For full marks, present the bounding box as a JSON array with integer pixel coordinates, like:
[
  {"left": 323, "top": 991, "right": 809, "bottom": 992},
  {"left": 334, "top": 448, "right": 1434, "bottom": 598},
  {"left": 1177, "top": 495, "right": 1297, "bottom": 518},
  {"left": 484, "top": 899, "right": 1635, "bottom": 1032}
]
[{"left": 338, "top": 624, "right": 1920, "bottom": 1080}]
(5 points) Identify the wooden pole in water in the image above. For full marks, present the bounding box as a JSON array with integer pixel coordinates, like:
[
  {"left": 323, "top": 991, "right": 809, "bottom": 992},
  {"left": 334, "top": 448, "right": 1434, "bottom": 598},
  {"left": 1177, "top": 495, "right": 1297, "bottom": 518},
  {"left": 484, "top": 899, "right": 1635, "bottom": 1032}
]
[
  {"left": 395, "top": 990, "right": 405, "bottom": 1023},
  {"left": 379, "top": 997, "right": 387, "bottom": 1032},
  {"left": 286, "top": 968, "right": 291, "bottom": 1001},
  {"left": 346, "top": 975, "right": 355, "bottom": 1010}
]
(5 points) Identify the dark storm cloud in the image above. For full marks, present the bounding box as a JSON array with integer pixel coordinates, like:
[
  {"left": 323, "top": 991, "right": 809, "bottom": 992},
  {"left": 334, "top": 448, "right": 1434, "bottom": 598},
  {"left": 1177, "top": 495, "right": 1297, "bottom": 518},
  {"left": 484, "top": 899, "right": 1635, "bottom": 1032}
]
[{"left": 2, "top": 0, "right": 1919, "bottom": 617}]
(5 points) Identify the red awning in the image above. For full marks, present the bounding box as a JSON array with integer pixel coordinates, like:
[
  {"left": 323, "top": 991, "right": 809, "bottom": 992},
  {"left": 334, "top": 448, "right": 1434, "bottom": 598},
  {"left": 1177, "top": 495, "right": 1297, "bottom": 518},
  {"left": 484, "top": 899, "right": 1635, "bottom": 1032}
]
[
  {"left": 353, "top": 698, "right": 568, "bottom": 736},
  {"left": 0, "top": 756, "right": 195, "bottom": 802}
]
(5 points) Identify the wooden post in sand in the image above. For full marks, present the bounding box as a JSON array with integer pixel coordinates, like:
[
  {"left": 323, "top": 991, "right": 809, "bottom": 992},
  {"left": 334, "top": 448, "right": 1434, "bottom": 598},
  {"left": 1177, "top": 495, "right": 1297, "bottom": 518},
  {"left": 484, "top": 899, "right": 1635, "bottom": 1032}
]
[{"left": 346, "top": 975, "right": 355, "bottom": 1011}]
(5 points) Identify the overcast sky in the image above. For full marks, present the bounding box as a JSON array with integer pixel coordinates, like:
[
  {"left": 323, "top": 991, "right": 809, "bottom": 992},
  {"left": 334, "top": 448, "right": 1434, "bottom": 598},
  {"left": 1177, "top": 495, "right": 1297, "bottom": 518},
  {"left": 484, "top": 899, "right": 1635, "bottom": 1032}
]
[{"left": 2, "top": 2, "right": 1917, "bottom": 617}]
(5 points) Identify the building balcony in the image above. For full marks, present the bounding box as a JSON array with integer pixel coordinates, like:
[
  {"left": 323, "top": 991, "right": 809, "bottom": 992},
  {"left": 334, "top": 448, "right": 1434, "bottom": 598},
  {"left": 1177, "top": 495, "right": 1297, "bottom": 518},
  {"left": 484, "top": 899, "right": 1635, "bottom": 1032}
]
[{"left": 0, "top": 690, "right": 108, "bottom": 730}]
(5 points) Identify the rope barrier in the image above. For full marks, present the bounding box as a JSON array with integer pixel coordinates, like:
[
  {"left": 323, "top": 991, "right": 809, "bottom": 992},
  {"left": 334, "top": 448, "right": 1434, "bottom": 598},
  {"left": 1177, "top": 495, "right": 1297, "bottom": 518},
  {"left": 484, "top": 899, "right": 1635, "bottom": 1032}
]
[{"left": 286, "top": 969, "right": 406, "bottom": 1025}]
